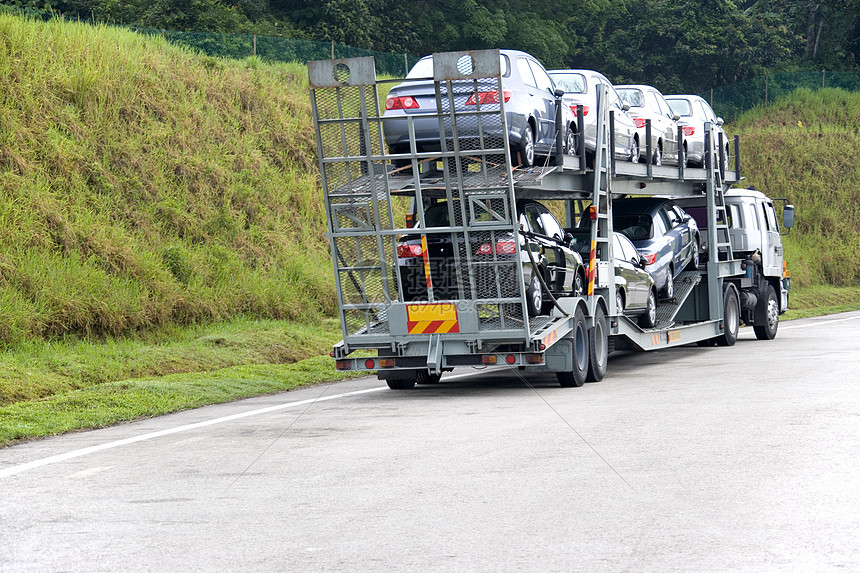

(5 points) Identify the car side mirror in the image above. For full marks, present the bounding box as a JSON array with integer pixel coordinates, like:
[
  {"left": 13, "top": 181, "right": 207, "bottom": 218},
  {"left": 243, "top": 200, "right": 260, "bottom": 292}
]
[
  {"left": 554, "top": 87, "right": 565, "bottom": 98},
  {"left": 622, "top": 103, "right": 631, "bottom": 111},
  {"left": 672, "top": 113, "right": 680, "bottom": 121},
  {"left": 637, "top": 257, "right": 647, "bottom": 269},
  {"left": 564, "top": 232, "right": 574, "bottom": 245},
  {"left": 716, "top": 117, "right": 725, "bottom": 127}
]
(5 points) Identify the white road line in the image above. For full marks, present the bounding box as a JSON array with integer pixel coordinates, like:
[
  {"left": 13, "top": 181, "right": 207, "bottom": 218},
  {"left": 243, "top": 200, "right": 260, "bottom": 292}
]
[
  {"left": 0, "top": 386, "right": 387, "bottom": 479},
  {"left": 781, "top": 315, "right": 859, "bottom": 330}
]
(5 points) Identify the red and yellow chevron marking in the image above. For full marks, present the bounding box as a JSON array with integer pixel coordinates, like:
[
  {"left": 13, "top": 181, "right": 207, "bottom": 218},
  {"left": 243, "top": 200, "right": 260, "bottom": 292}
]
[
  {"left": 588, "top": 239, "right": 596, "bottom": 295},
  {"left": 421, "top": 235, "right": 432, "bottom": 289},
  {"left": 542, "top": 328, "right": 559, "bottom": 348},
  {"left": 406, "top": 303, "right": 459, "bottom": 335}
]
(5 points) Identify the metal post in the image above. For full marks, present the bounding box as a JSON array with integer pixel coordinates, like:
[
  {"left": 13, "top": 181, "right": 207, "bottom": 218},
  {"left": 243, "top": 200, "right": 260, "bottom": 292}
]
[
  {"left": 609, "top": 110, "right": 616, "bottom": 176},
  {"left": 253, "top": 35, "right": 256, "bottom": 57},
  {"left": 577, "top": 105, "right": 586, "bottom": 168}
]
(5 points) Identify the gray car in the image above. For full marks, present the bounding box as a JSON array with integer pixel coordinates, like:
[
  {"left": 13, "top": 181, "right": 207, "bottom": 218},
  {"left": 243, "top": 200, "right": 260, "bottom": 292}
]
[
  {"left": 547, "top": 69, "right": 639, "bottom": 162},
  {"left": 616, "top": 84, "right": 682, "bottom": 166},
  {"left": 665, "top": 94, "right": 730, "bottom": 170},
  {"left": 612, "top": 232, "right": 658, "bottom": 327},
  {"left": 382, "top": 50, "right": 576, "bottom": 169},
  {"left": 612, "top": 198, "right": 700, "bottom": 299}
]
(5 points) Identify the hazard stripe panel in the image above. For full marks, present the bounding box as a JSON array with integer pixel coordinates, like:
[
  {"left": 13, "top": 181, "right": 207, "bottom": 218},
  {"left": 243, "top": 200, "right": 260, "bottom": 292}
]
[{"left": 406, "top": 303, "right": 460, "bottom": 335}]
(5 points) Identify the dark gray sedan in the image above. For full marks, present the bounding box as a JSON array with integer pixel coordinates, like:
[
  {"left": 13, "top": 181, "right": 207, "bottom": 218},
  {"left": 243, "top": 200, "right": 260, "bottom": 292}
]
[
  {"left": 612, "top": 198, "right": 700, "bottom": 299},
  {"left": 383, "top": 50, "right": 576, "bottom": 168},
  {"left": 612, "top": 232, "right": 658, "bottom": 327}
]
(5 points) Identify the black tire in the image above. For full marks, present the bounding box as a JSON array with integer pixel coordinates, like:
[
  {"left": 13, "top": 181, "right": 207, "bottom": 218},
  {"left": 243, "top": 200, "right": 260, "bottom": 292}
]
[
  {"left": 653, "top": 143, "right": 662, "bottom": 166},
  {"left": 557, "top": 306, "right": 589, "bottom": 387},
  {"left": 716, "top": 286, "right": 740, "bottom": 347},
  {"left": 416, "top": 370, "right": 442, "bottom": 384},
  {"left": 573, "top": 270, "right": 585, "bottom": 297},
  {"left": 638, "top": 288, "right": 658, "bottom": 328},
  {"left": 586, "top": 305, "right": 608, "bottom": 382},
  {"left": 680, "top": 143, "right": 688, "bottom": 168},
  {"left": 663, "top": 266, "right": 675, "bottom": 299},
  {"left": 515, "top": 125, "right": 535, "bottom": 167},
  {"left": 687, "top": 236, "right": 700, "bottom": 271},
  {"left": 616, "top": 290, "right": 625, "bottom": 315},
  {"left": 565, "top": 126, "right": 577, "bottom": 156},
  {"left": 386, "top": 378, "right": 416, "bottom": 390},
  {"left": 526, "top": 272, "right": 543, "bottom": 317},
  {"left": 753, "top": 285, "right": 779, "bottom": 340}
]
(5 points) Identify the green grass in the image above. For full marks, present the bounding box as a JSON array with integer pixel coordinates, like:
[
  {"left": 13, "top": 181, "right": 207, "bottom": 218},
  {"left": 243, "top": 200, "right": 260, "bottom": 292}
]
[{"left": 1, "top": 15, "right": 859, "bottom": 446}]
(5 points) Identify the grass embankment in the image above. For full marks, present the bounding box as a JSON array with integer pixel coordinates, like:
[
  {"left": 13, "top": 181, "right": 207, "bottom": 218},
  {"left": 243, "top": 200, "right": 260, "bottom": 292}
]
[{"left": 1, "top": 15, "right": 859, "bottom": 446}]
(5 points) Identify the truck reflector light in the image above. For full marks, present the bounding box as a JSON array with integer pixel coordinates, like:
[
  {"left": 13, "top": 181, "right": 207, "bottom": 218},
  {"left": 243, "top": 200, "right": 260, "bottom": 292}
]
[
  {"left": 633, "top": 118, "right": 647, "bottom": 129},
  {"left": 335, "top": 360, "right": 351, "bottom": 370},
  {"left": 466, "top": 90, "right": 511, "bottom": 105},
  {"left": 525, "top": 354, "right": 543, "bottom": 364},
  {"left": 482, "top": 356, "right": 497, "bottom": 365},
  {"left": 379, "top": 359, "right": 395, "bottom": 368},
  {"left": 385, "top": 96, "right": 419, "bottom": 110},
  {"left": 506, "top": 355, "right": 516, "bottom": 365},
  {"left": 397, "top": 244, "right": 423, "bottom": 258},
  {"left": 405, "top": 214, "right": 415, "bottom": 228},
  {"left": 783, "top": 260, "right": 790, "bottom": 278},
  {"left": 364, "top": 359, "right": 375, "bottom": 369},
  {"left": 682, "top": 126, "right": 695, "bottom": 136},
  {"left": 642, "top": 252, "right": 657, "bottom": 265},
  {"left": 570, "top": 105, "right": 589, "bottom": 116}
]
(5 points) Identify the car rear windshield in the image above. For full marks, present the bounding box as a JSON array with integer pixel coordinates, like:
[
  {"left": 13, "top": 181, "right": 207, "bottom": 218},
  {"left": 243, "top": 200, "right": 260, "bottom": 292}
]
[
  {"left": 668, "top": 99, "right": 693, "bottom": 117},
  {"left": 618, "top": 89, "right": 645, "bottom": 108},
  {"left": 406, "top": 54, "right": 511, "bottom": 79},
  {"left": 614, "top": 214, "right": 652, "bottom": 240},
  {"left": 549, "top": 73, "right": 586, "bottom": 94}
]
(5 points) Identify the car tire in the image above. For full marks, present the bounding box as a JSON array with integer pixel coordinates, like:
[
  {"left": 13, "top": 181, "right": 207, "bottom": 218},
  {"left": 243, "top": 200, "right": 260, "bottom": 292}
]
[
  {"left": 565, "top": 126, "right": 577, "bottom": 156},
  {"left": 526, "top": 272, "right": 543, "bottom": 317},
  {"left": 687, "top": 236, "right": 700, "bottom": 270},
  {"left": 653, "top": 143, "right": 662, "bottom": 166},
  {"left": 573, "top": 269, "right": 585, "bottom": 297},
  {"left": 716, "top": 286, "right": 740, "bottom": 347},
  {"left": 638, "top": 288, "right": 658, "bottom": 328},
  {"left": 753, "top": 285, "right": 779, "bottom": 340},
  {"left": 663, "top": 266, "right": 675, "bottom": 299},
  {"left": 515, "top": 125, "right": 535, "bottom": 168},
  {"left": 616, "top": 290, "right": 625, "bottom": 315},
  {"left": 557, "top": 306, "right": 588, "bottom": 387},
  {"left": 679, "top": 143, "right": 687, "bottom": 168},
  {"left": 629, "top": 137, "right": 640, "bottom": 163},
  {"left": 586, "top": 304, "right": 608, "bottom": 382}
]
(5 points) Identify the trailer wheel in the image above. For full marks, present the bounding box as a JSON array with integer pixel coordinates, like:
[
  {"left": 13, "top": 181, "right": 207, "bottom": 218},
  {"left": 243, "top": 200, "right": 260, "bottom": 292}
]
[
  {"left": 753, "top": 285, "right": 779, "bottom": 340},
  {"left": 416, "top": 370, "right": 442, "bottom": 384},
  {"left": 716, "top": 286, "right": 740, "bottom": 347},
  {"left": 586, "top": 305, "right": 608, "bottom": 382},
  {"left": 558, "top": 306, "right": 589, "bottom": 387},
  {"left": 386, "top": 378, "right": 416, "bottom": 390}
]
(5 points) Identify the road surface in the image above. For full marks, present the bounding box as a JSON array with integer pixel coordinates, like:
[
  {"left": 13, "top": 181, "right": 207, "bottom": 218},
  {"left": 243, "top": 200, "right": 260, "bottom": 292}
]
[{"left": 1, "top": 312, "right": 859, "bottom": 571}]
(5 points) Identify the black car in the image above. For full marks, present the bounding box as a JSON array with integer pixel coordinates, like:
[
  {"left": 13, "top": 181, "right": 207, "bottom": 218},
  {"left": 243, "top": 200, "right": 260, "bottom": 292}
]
[{"left": 397, "top": 199, "right": 585, "bottom": 316}]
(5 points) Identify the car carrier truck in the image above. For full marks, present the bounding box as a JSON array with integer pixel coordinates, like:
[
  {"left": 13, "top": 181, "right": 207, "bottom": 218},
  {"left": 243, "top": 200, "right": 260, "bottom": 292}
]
[{"left": 307, "top": 50, "right": 794, "bottom": 389}]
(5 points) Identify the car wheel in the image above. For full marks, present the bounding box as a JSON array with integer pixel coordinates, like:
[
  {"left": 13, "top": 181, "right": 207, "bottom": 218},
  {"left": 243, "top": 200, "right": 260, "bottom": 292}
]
[
  {"left": 679, "top": 143, "right": 687, "bottom": 168},
  {"left": 573, "top": 270, "right": 585, "bottom": 297},
  {"left": 716, "top": 286, "right": 740, "bottom": 346},
  {"left": 653, "top": 143, "right": 663, "bottom": 166},
  {"left": 629, "top": 137, "right": 640, "bottom": 163},
  {"left": 663, "top": 267, "right": 674, "bottom": 299},
  {"left": 586, "top": 304, "right": 608, "bottom": 382},
  {"left": 525, "top": 272, "right": 542, "bottom": 317},
  {"left": 516, "top": 125, "right": 535, "bottom": 168},
  {"left": 557, "top": 306, "right": 588, "bottom": 387},
  {"left": 616, "top": 290, "right": 625, "bottom": 315},
  {"left": 753, "top": 285, "right": 779, "bottom": 340},
  {"left": 723, "top": 144, "right": 730, "bottom": 172},
  {"left": 638, "top": 288, "right": 657, "bottom": 328},
  {"left": 565, "top": 126, "right": 577, "bottom": 156},
  {"left": 687, "top": 236, "right": 700, "bottom": 270}
]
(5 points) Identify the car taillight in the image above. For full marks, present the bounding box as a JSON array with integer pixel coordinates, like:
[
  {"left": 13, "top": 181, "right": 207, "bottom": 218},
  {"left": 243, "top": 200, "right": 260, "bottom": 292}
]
[
  {"left": 465, "top": 90, "right": 512, "bottom": 105},
  {"left": 642, "top": 252, "right": 657, "bottom": 265},
  {"left": 682, "top": 126, "right": 695, "bottom": 136},
  {"left": 475, "top": 240, "right": 516, "bottom": 255},
  {"left": 569, "top": 105, "right": 589, "bottom": 116},
  {"left": 397, "top": 244, "right": 423, "bottom": 258},
  {"left": 405, "top": 214, "right": 415, "bottom": 228},
  {"left": 633, "top": 118, "right": 647, "bottom": 129},
  {"left": 385, "top": 96, "right": 420, "bottom": 110}
]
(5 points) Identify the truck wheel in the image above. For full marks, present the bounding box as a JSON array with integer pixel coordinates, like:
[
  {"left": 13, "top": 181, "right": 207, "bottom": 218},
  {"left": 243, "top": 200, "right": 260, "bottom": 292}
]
[
  {"left": 753, "top": 285, "right": 779, "bottom": 340},
  {"left": 416, "top": 370, "right": 442, "bottom": 384},
  {"left": 638, "top": 288, "right": 657, "bottom": 328},
  {"left": 586, "top": 305, "right": 608, "bottom": 382},
  {"left": 716, "top": 286, "right": 740, "bottom": 347},
  {"left": 557, "top": 306, "right": 589, "bottom": 387},
  {"left": 386, "top": 378, "right": 416, "bottom": 390}
]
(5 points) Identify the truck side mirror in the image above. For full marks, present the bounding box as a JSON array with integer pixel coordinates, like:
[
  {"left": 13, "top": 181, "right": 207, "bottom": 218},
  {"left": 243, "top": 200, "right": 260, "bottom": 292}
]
[{"left": 782, "top": 204, "right": 795, "bottom": 229}]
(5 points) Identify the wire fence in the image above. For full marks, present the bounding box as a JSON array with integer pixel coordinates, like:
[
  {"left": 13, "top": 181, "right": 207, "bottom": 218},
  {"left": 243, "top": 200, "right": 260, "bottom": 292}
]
[{"left": 701, "top": 71, "right": 860, "bottom": 122}]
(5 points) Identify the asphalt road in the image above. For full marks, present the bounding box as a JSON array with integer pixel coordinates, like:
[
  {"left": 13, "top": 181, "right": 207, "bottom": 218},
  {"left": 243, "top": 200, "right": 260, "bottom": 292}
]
[{"left": 1, "top": 312, "right": 859, "bottom": 572}]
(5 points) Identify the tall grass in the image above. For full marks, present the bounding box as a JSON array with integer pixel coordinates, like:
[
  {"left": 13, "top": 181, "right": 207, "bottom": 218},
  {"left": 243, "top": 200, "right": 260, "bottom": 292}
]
[
  {"left": 0, "top": 13, "right": 334, "bottom": 346},
  {"left": 733, "top": 88, "right": 860, "bottom": 287}
]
